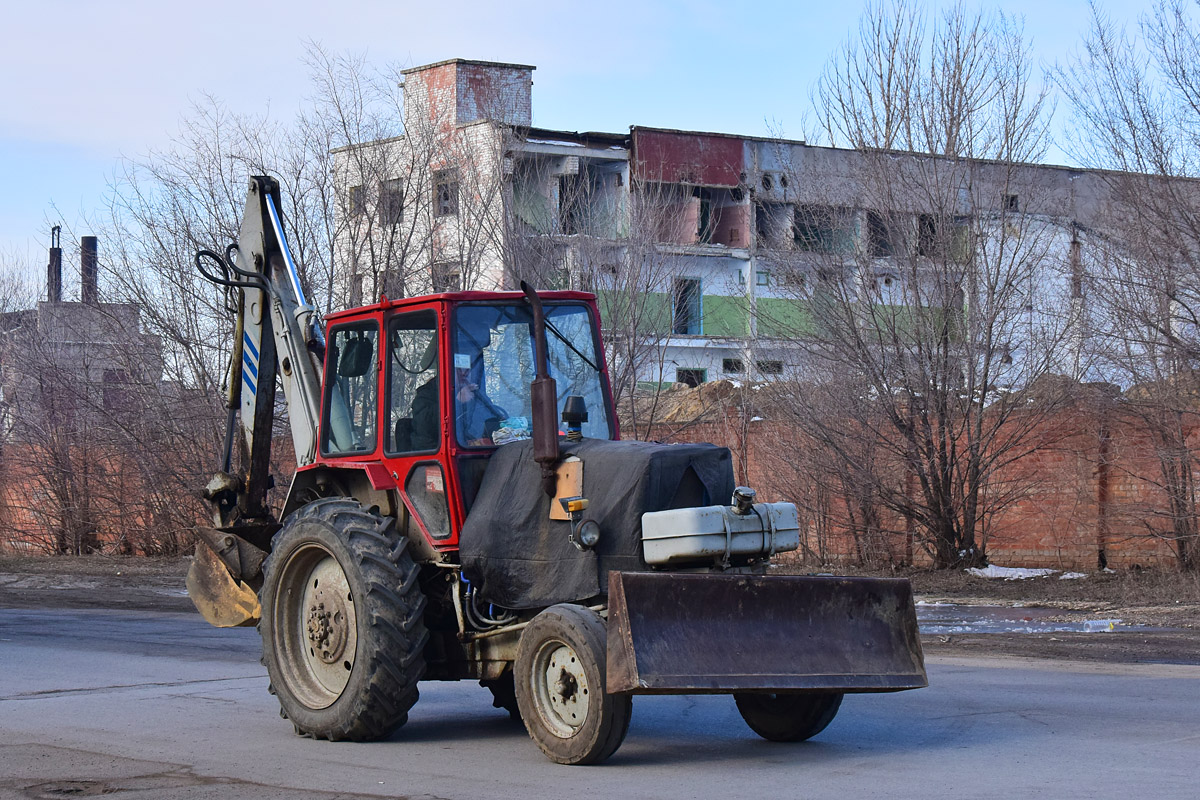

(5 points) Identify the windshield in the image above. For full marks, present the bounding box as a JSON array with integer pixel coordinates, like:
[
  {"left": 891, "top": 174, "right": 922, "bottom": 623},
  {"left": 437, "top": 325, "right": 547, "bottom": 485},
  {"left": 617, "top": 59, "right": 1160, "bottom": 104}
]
[{"left": 452, "top": 303, "right": 612, "bottom": 447}]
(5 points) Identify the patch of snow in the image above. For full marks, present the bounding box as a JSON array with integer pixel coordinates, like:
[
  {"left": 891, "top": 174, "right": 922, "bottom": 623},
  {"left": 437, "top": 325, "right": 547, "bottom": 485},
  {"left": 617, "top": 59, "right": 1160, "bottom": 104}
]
[
  {"left": 966, "top": 565, "right": 1058, "bottom": 580},
  {"left": 727, "top": 379, "right": 743, "bottom": 388},
  {"left": 1059, "top": 572, "right": 1087, "bottom": 580},
  {"left": 750, "top": 416, "right": 764, "bottom": 422}
]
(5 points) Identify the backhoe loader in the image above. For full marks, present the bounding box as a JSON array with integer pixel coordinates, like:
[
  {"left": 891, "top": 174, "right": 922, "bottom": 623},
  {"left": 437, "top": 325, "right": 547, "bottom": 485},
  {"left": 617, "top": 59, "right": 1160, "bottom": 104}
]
[{"left": 187, "top": 175, "right": 926, "bottom": 765}]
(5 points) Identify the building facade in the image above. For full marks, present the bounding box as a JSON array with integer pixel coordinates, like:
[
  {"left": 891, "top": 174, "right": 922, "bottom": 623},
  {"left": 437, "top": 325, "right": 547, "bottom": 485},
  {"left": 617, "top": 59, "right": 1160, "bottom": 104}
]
[{"left": 335, "top": 58, "right": 1132, "bottom": 390}]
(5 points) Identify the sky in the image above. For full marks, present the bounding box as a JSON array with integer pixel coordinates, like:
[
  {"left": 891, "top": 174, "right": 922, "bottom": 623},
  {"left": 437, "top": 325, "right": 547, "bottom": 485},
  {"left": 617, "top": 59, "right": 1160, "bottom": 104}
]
[{"left": 0, "top": 0, "right": 1163, "bottom": 279}]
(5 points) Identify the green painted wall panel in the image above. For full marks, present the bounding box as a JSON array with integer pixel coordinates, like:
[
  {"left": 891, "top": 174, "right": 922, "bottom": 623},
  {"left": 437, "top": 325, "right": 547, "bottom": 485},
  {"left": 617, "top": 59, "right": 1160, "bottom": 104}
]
[
  {"left": 703, "top": 294, "right": 749, "bottom": 337},
  {"left": 597, "top": 289, "right": 672, "bottom": 335},
  {"left": 757, "top": 297, "right": 815, "bottom": 338}
]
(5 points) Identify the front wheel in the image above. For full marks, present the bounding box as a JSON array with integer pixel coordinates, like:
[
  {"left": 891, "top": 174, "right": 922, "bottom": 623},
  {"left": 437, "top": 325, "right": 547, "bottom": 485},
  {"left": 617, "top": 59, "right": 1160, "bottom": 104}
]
[
  {"left": 514, "top": 604, "right": 632, "bottom": 765},
  {"left": 259, "top": 498, "right": 428, "bottom": 741},
  {"left": 734, "top": 692, "right": 843, "bottom": 742}
]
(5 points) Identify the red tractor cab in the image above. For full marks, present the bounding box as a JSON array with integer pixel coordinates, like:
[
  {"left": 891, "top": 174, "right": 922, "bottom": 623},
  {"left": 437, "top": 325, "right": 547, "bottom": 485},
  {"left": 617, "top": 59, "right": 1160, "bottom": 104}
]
[{"left": 290, "top": 290, "right": 617, "bottom": 553}]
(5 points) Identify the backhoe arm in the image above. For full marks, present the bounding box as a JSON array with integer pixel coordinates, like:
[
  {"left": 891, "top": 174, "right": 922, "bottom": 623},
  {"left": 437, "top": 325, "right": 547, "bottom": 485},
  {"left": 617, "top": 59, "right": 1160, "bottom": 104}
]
[{"left": 188, "top": 175, "right": 325, "bottom": 626}]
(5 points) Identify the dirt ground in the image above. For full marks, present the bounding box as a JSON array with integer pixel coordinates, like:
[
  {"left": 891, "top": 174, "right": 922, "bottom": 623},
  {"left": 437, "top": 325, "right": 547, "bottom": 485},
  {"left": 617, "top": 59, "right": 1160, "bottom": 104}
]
[{"left": 3, "top": 554, "right": 1199, "bottom": 666}]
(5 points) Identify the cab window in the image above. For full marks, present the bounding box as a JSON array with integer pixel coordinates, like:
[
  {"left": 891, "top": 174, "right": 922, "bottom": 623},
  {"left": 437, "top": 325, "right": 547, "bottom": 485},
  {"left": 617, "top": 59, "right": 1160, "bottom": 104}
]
[
  {"left": 322, "top": 322, "right": 379, "bottom": 456},
  {"left": 385, "top": 310, "right": 440, "bottom": 455}
]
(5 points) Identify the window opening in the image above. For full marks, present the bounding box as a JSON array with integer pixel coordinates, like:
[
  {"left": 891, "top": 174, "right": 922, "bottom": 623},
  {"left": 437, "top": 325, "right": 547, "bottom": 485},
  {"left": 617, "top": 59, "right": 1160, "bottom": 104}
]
[
  {"left": 722, "top": 358, "right": 744, "bottom": 373},
  {"left": 676, "top": 368, "right": 706, "bottom": 387},
  {"left": 867, "top": 211, "right": 896, "bottom": 257},
  {"left": 434, "top": 169, "right": 459, "bottom": 217},
  {"left": 697, "top": 192, "right": 713, "bottom": 244},
  {"left": 794, "top": 205, "right": 854, "bottom": 254},
  {"left": 380, "top": 178, "right": 404, "bottom": 226},
  {"left": 672, "top": 278, "right": 702, "bottom": 335},
  {"left": 756, "top": 360, "right": 783, "bottom": 375},
  {"left": 348, "top": 185, "right": 365, "bottom": 218},
  {"left": 432, "top": 262, "right": 461, "bottom": 292},
  {"left": 917, "top": 214, "right": 940, "bottom": 257}
]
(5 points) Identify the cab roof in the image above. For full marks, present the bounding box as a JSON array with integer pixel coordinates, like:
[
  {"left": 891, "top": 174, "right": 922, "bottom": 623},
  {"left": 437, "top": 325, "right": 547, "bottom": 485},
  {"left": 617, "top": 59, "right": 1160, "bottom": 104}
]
[{"left": 324, "top": 289, "right": 598, "bottom": 323}]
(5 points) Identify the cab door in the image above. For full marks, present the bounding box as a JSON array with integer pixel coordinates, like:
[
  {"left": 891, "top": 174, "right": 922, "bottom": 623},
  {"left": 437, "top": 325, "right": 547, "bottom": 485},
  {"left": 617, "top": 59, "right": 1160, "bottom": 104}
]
[{"left": 380, "top": 307, "right": 457, "bottom": 550}]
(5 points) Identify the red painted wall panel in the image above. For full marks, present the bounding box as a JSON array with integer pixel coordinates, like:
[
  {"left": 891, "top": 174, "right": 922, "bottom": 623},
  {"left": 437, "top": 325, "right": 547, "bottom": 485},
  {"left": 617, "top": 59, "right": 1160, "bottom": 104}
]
[{"left": 633, "top": 129, "right": 745, "bottom": 187}]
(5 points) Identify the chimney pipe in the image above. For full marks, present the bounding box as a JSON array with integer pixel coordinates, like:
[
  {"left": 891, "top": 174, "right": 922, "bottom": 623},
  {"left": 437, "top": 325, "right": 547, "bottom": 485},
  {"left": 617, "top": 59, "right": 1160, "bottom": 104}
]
[
  {"left": 81, "top": 235, "right": 98, "bottom": 305},
  {"left": 47, "top": 226, "right": 62, "bottom": 303}
]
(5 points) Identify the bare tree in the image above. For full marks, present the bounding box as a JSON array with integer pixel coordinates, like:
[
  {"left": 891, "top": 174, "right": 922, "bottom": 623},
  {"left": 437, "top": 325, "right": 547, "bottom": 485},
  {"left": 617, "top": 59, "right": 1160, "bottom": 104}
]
[
  {"left": 1055, "top": 0, "right": 1200, "bottom": 569},
  {"left": 768, "top": 0, "right": 1070, "bottom": 568}
]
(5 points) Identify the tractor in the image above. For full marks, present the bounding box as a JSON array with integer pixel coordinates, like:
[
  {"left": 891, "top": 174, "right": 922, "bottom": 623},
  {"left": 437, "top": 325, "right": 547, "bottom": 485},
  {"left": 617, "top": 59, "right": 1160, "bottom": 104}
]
[{"left": 187, "top": 176, "right": 926, "bottom": 765}]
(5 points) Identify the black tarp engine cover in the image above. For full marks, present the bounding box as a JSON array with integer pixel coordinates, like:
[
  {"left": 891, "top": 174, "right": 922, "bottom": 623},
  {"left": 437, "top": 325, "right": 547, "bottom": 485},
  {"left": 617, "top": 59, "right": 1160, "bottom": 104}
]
[{"left": 459, "top": 438, "right": 735, "bottom": 609}]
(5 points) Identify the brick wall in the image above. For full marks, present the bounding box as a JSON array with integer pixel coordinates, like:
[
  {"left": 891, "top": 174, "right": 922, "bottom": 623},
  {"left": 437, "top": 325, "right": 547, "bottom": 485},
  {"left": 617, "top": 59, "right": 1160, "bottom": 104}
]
[{"left": 638, "top": 392, "right": 1186, "bottom": 569}]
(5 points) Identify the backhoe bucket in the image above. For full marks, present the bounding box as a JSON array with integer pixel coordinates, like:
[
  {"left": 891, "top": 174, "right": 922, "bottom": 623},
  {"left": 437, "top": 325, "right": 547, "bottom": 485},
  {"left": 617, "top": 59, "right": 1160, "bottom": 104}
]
[
  {"left": 606, "top": 572, "right": 927, "bottom": 695},
  {"left": 185, "top": 528, "right": 270, "bottom": 628}
]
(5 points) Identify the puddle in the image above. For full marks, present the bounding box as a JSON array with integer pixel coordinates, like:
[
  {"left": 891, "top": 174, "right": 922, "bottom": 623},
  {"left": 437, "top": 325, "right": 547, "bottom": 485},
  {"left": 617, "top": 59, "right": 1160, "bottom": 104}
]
[{"left": 916, "top": 602, "right": 1145, "bottom": 634}]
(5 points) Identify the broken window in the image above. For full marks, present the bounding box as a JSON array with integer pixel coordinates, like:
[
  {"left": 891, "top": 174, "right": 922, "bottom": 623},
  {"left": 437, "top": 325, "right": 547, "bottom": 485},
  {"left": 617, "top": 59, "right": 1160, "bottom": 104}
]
[
  {"left": 756, "top": 360, "right": 783, "bottom": 375},
  {"left": 867, "top": 211, "right": 899, "bottom": 258},
  {"left": 697, "top": 190, "right": 714, "bottom": 244},
  {"left": 672, "top": 277, "right": 702, "bottom": 335},
  {"left": 432, "top": 262, "right": 461, "bottom": 292},
  {"left": 917, "top": 214, "right": 940, "bottom": 257},
  {"left": 676, "top": 368, "right": 706, "bottom": 387},
  {"left": 1003, "top": 193, "right": 1019, "bottom": 213},
  {"left": 794, "top": 205, "right": 855, "bottom": 254},
  {"left": 380, "top": 178, "right": 404, "bottom": 226},
  {"left": 755, "top": 202, "right": 792, "bottom": 249},
  {"left": 722, "top": 358, "right": 744, "bottom": 374},
  {"left": 348, "top": 185, "right": 365, "bottom": 218},
  {"left": 434, "top": 170, "right": 459, "bottom": 217}
]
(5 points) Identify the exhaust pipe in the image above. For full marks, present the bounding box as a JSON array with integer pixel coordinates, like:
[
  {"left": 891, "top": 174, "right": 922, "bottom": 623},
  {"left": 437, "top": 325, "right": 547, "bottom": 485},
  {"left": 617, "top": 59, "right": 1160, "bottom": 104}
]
[{"left": 521, "top": 280, "right": 559, "bottom": 496}]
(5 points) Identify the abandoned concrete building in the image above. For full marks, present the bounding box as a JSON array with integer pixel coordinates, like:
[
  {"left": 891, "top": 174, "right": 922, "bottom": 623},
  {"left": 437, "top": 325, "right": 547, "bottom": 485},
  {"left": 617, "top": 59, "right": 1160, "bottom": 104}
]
[
  {"left": 0, "top": 233, "right": 163, "bottom": 430},
  {"left": 334, "top": 58, "right": 1129, "bottom": 389}
]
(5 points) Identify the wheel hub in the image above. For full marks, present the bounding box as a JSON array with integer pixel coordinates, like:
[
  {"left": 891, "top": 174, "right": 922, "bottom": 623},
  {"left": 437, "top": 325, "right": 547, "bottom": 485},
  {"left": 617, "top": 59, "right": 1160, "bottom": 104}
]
[
  {"left": 306, "top": 598, "right": 349, "bottom": 664},
  {"left": 535, "top": 643, "right": 590, "bottom": 736},
  {"left": 274, "top": 549, "right": 359, "bottom": 708}
]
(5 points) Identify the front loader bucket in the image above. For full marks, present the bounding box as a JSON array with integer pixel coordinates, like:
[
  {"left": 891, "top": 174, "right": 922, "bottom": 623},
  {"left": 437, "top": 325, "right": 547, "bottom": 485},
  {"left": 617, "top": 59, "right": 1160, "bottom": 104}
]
[{"left": 606, "top": 572, "right": 926, "bottom": 695}]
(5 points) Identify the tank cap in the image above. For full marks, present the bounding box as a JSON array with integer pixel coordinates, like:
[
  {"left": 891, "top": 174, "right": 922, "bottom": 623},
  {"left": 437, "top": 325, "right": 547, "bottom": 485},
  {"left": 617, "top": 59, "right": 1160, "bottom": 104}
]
[{"left": 732, "top": 486, "right": 756, "bottom": 515}]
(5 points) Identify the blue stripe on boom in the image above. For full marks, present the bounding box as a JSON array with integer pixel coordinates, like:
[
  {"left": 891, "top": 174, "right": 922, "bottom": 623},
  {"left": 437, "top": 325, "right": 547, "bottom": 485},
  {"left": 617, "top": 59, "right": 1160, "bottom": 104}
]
[
  {"left": 242, "top": 369, "right": 257, "bottom": 397},
  {"left": 243, "top": 331, "right": 260, "bottom": 361},
  {"left": 242, "top": 350, "right": 258, "bottom": 380}
]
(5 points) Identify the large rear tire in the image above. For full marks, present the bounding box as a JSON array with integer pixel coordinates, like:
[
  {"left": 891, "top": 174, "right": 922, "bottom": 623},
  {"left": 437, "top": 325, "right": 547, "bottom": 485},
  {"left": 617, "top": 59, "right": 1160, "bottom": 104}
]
[
  {"left": 514, "top": 604, "right": 632, "bottom": 765},
  {"left": 260, "top": 498, "right": 428, "bottom": 741},
  {"left": 734, "top": 692, "right": 843, "bottom": 742}
]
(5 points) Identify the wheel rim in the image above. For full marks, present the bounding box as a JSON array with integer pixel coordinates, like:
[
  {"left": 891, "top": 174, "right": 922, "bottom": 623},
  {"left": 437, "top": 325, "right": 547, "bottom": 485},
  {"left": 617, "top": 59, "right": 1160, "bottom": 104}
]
[
  {"left": 272, "top": 544, "right": 358, "bottom": 709},
  {"left": 530, "top": 639, "right": 590, "bottom": 738}
]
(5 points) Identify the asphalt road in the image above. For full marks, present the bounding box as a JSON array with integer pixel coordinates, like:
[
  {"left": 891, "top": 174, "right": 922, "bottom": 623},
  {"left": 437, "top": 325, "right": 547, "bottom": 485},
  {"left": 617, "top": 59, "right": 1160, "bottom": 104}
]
[{"left": 1, "top": 608, "right": 1197, "bottom": 800}]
